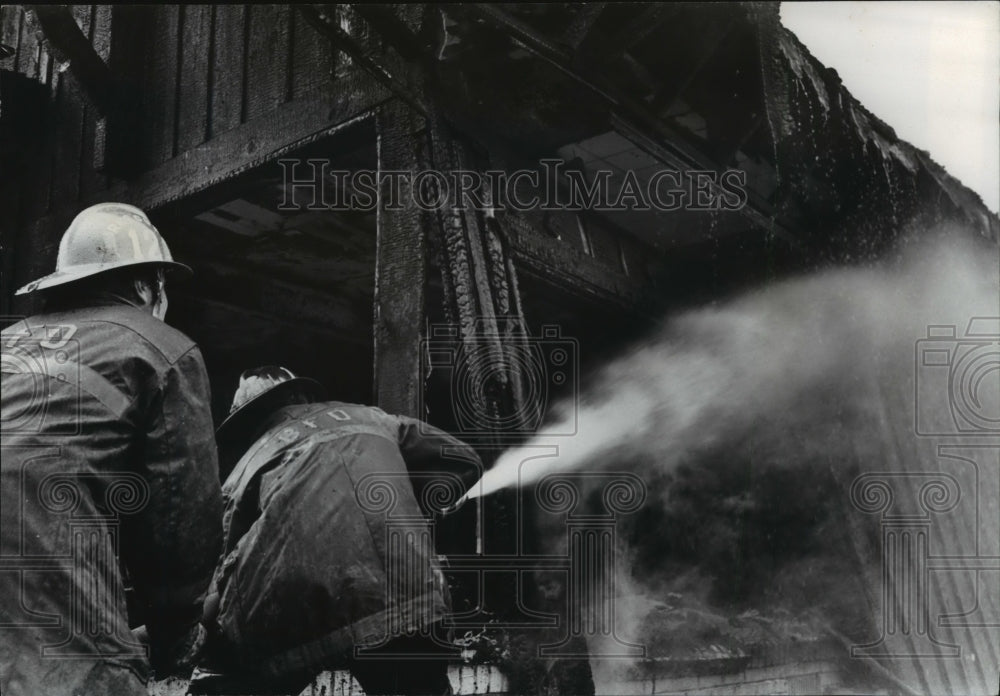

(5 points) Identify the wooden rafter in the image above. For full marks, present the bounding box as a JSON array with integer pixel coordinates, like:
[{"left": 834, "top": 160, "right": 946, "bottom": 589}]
[{"left": 465, "top": 3, "right": 796, "bottom": 245}]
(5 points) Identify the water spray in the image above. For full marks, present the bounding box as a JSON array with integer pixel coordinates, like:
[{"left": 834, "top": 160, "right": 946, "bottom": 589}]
[{"left": 438, "top": 491, "right": 470, "bottom": 516}]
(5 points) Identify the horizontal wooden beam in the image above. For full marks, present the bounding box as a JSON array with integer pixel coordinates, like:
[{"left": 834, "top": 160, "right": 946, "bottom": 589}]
[
  {"left": 465, "top": 3, "right": 795, "bottom": 248},
  {"left": 501, "top": 212, "right": 647, "bottom": 310},
  {"left": 23, "top": 83, "right": 389, "bottom": 276},
  {"left": 123, "top": 83, "right": 386, "bottom": 212}
]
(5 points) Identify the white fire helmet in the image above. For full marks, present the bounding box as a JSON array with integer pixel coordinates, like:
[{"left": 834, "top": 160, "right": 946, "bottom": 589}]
[{"left": 15, "top": 202, "right": 191, "bottom": 295}]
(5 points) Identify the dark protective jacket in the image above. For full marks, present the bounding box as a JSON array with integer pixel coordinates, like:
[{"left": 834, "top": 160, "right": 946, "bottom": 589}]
[
  {"left": 0, "top": 303, "right": 223, "bottom": 696},
  {"left": 208, "top": 401, "right": 481, "bottom": 680}
]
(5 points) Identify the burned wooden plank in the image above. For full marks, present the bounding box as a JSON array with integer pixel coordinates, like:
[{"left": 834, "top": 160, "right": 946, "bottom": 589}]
[
  {"left": 30, "top": 4, "right": 113, "bottom": 112},
  {"left": 300, "top": 4, "right": 427, "bottom": 116},
  {"left": 500, "top": 211, "right": 646, "bottom": 309},
  {"left": 104, "top": 5, "right": 144, "bottom": 177},
  {"left": 120, "top": 79, "right": 387, "bottom": 212},
  {"left": 79, "top": 6, "right": 112, "bottom": 194},
  {"left": 141, "top": 5, "right": 180, "bottom": 167},
  {"left": 209, "top": 4, "right": 245, "bottom": 137},
  {"left": 13, "top": 6, "right": 39, "bottom": 79},
  {"left": 176, "top": 4, "right": 212, "bottom": 152},
  {"left": 290, "top": 5, "right": 334, "bottom": 100},
  {"left": 0, "top": 5, "right": 22, "bottom": 62},
  {"left": 48, "top": 72, "right": 86, "bottom": 206},
  {"left": 373, "top": 98, "right": 428, "bottom": 417},
  {"left": 244, "top": 4, "right": 291, "bottom": 122},
  {"left": 91, "top": 5, "right": 110, "bottom": 60}
]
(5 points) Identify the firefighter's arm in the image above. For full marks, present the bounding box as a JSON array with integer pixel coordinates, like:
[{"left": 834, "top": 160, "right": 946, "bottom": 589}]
[
  {"left": 124, "top": 346, "right": 223, "bottom": 675},
  {"left": 395, "top": 415, "right": 483, "bottom": 488}
]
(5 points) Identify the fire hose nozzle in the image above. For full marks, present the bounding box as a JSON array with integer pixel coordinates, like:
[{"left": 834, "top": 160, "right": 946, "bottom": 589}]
[{"left": 439, "top": 492, "right": 470, "bottom": 516}]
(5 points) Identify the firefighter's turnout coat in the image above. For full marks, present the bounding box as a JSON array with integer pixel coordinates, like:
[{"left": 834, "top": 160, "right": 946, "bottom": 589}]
[
  {"left": 208, "top": 401, "right": 481, "bottom": 679},
  {"left": 0, "top": 303, "right": 223, "bottom": 696}
]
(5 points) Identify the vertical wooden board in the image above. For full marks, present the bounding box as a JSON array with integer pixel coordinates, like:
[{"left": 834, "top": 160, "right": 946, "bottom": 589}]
[
  {"left": 79, "top": 99, "right": 107, "bottom": 198},
  {"left": 290, "top": 6, "right": 334, "bottom": 100},
  {"left": 141, "top": 5, "right": 180, "bottom": 168},
  {"left": 176, "top": 4, "right": 212, "bottom": 152},
  {"left": 209, "top": 4, "right": 245, "bottom": 137},
  {"left": 1, "top": 5, "right": 21, "bottom": 62},
  {"left": 244, "top": 4, "right": 291, "bottom": 123},
  {"left": 49, "top": 74, "right": 86, "bottom": 207},
  {"left": 333, "top": 4, "right": 355, "bottom": 80},
  {"left": 70, "top": 5, "right": 93, "bottom": 39},
  {"left": 91, "top": 4, "right": 111, "bottom": 60},
  {"left": 106, "top": 6, "right": 146, "bottom": 178},
  {"left": 14, "top": 7, "right": 39, "bottom": 79},
  {"left": 79, "top": 7, "right": 113, "bottom": 197},
  {"left": 374, "top": 100, "right": 427, "bottom": 416},
  {"left": 17, "top": 84, "right": 53, "bottom": 220}
]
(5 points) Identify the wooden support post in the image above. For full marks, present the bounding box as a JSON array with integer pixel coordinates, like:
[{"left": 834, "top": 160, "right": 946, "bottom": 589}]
[{"left": 373, "top": 98, "right": 430, "bottom": 417}]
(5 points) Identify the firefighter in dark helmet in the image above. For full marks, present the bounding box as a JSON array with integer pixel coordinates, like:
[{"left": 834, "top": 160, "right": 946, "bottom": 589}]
[
  {"left": 0, "top": 203, "right": 223, "bottom": 696},
  {"left": 202, "top": 366, "right": 482, "bottom": 695}
]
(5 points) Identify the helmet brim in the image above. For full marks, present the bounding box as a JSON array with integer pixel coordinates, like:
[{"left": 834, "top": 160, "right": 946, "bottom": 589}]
[
  {"left": 15, "top": 260, "right": 192, "bottom": 296},
  {"left": 216, "top": 376, "right": 326, "bottom": 478},
  {"left": 217, "top": 376, "right": 326, "bottom": 438}
]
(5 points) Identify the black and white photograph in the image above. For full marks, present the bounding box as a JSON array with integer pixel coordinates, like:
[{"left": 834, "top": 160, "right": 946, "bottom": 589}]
[{"left": 1, "top": 3, "right": 998, "bottom": 695}]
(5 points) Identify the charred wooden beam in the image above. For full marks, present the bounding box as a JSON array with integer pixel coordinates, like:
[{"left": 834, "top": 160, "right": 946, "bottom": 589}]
[
  {"left": 609, "top": 114, "right": 801, "bottom": 251},
  {"left": 373, "top": 99, "right": 430, "bottom": 417},
  {"left": 25, "top": 79, "right": 386, "bottom": 247},
  {"left": 299, "top": 5, "right": 427, "bottom": 116},
  {"left": 29, "top": 5, "right": 114, "bottom": 114},
  {"left": 467, "top": 4, "right": 796, "bottom": 246},
  {"left": 500, "top": 211, "right": 647, "bottom": 309},
  {"left": 349, "top": 4, "right": 429, "bottom": 64}
]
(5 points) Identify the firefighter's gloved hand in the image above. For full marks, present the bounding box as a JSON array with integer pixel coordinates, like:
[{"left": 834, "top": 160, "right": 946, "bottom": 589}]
[{"left": 149, "top": 621, "right": 209, "bottom": 678}]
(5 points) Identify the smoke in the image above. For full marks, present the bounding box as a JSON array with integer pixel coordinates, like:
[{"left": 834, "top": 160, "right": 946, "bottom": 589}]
[
  {"left": 469, "top": 229, "right": 998, "bottom": 688},
  {"left": 469, "top": 231, "right": 999, "bottom": 501}
]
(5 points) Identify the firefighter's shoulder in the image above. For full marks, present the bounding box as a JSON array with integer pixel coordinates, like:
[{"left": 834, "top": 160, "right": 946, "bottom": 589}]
[
  {"left": 65, "top": 304, "right": 200, "bottom": 366},
  {"left": 303, "top": 401, "right": 393, "bottom": 424}
]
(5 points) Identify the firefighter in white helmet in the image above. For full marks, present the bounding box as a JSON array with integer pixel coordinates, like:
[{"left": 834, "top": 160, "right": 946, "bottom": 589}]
[{"left": 0, "top": 203, "right": 223, "bottom": 696}]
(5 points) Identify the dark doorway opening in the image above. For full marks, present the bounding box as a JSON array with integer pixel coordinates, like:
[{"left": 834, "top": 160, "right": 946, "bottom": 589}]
[{"left": 152, "top": 120, "right": 379, "bottom": 424}]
